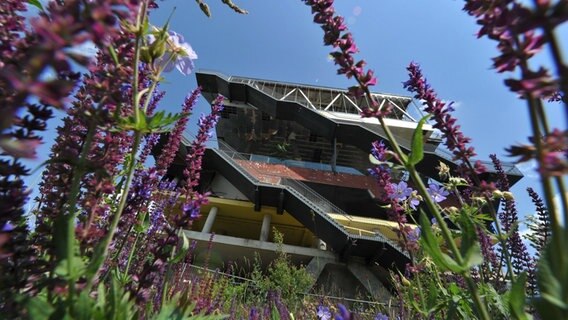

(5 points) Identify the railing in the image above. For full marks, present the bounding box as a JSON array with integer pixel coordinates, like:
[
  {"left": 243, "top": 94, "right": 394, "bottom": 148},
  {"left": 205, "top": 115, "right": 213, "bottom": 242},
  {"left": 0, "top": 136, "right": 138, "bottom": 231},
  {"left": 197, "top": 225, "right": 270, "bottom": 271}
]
[
  {"left": 181, "top": 134, "right": 408, "bottom": 257},
  {"left": 228, "top": 75, "right": 413, "bottom": 120},
  {"left": 280, "top": 178, "right": 352, "bottom": 221},
  {"left": 212, "top": 139, "right": 407, "bottom": 256},
  {"left": 216, "top": 139, "right": 353, "bottom": 220},
  {"left": 226, "top": 75, "right": 522, "bottom": 178}
]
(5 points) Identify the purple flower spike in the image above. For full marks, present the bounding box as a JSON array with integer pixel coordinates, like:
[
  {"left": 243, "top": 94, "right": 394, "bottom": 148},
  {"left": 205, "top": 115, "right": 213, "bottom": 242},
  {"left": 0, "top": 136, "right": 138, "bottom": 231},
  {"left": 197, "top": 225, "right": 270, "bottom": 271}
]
[
  {"left": 335, "top": 304, "right": 351, "bottom": 320},
  {"left": 427, "top": 183, "right": 449, "bottom": 203}
]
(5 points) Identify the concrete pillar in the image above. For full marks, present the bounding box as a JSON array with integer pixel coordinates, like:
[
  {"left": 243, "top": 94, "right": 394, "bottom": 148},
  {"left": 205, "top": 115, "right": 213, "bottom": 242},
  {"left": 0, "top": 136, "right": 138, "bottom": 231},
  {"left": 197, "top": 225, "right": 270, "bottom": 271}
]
[
  {"left": 347, "top": 262, "right": 391, "bottom": 301},
  {"left": 259, "top": 214, "right": 271, "bottom": 242},
  {"left": 305, "top": 256, "right": 335, "bottom": 281},
  {"left": 201, "top": 206, "right": 218, "bottom": 233}
]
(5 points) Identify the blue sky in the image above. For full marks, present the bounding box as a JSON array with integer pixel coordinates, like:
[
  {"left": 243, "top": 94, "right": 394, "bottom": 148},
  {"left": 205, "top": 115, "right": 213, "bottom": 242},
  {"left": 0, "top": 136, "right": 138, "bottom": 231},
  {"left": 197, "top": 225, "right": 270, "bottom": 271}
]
[{"left": 28, "top": 1, "right": 566, "bottom": 226}]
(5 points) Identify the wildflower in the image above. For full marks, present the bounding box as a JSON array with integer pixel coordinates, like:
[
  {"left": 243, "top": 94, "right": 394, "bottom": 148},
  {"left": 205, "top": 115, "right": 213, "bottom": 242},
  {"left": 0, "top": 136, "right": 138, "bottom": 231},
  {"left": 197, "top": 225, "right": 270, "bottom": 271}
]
[
  {"left": 155, "top": 87, "right": 202, "bottom": 175},
  {"left": 404, "top": 62, "right": 485, "bottom": 176},
  {"left": 388, "top": 181, "right": 412, "bottom": 201},
  {"left": 302, "top": 0, "right": 382, "bottom": 116},
  {"left": 407, "top": 227, "right": 421, "bottom": 243},
  {"left": 317, "top": 305, "right": 332, "bottom": 320},
  {"left": 405, "top": 191, "right": 420, "bottom": 210},
  {"left": 148, "top": 30, "right": 198, "bottom": 76},
  {"left": 427, "top": 183, "right": 449, "bottom": 203},
  {"left": 436, "top": 161, "right": 451, "bottom": 179},
  {"left": 335, "top": 304, "right": 351, "bottom": 320},
  {"left": 374, "top": 313, "right": 389, "bottom": 320}
]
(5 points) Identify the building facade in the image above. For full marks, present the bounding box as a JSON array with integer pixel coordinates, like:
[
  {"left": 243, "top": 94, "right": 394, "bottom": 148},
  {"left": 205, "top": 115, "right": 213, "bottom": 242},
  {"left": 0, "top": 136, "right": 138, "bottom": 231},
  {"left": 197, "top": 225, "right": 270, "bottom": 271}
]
[{"left": 161, "top": 71, "right": 523, "bottom": 299}]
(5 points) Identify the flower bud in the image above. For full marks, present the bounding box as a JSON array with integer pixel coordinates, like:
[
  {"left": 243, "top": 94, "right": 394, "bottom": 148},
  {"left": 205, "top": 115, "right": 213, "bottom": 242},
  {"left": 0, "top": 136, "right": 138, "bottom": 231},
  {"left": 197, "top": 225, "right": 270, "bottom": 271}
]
[
  {"left": 446, "top": 206, "right": 459, "bottom": 215},
  {"left": 492, "top": 190, "right": 504, "bottom": 199},
  {"left": 401, "top": 276, "right": 411, "bottom": 287},
  {"left": 502, "top": 191, "right": 514, "bottom": 200},
  {"left": 149, "top": 39, "right": 167, "bottom": 61},
  {"left": 140, "top": 47, "right": 152, "bottom": 63},
  {"left": 437, "top": 161, "right": 451, "bottom": 179}
]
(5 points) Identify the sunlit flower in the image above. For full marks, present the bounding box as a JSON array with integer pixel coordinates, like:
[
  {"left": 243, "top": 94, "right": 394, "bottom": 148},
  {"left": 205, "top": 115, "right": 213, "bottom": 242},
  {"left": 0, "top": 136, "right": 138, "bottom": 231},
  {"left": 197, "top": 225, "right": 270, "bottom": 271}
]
[
  {"left": 388, "top": 181, "right": 412, "bottom": 201},
  {"left": 427, "top": 183, "right": 449, "bottom": 203},
  {"left": 408, "top": 191, "right": 421, "bottom": 210},
  {"left": 149, "top": 30, "right": 198, "bottom": 76}
]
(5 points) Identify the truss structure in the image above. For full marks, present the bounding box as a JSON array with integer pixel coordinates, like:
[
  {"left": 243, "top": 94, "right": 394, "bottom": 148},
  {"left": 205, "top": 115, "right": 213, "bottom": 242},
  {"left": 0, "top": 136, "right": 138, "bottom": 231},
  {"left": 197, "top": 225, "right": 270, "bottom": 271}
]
[{"left": 229, "top": 76, "right": 422, "bottom": 122}]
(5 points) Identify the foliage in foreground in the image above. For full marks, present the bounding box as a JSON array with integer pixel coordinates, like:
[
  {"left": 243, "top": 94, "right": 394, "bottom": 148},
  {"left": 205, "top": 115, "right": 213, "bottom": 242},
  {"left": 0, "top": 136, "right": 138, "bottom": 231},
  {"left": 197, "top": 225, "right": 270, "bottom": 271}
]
[{"left": 0, "top": 0, "right": 566, "bottom": 319}]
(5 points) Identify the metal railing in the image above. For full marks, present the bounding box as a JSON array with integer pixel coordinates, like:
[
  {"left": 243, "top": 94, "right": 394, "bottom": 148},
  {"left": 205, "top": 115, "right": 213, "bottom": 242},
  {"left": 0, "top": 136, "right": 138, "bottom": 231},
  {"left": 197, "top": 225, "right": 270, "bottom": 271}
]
[
  {"left": 280, "top": 178, "right": 352, "bottom": 221},
  {"left": 225, "top": 74, "right": 522, "bottom": 179},
  {"left": 214, "top": 139, "right": 407, "bottom": 255}
]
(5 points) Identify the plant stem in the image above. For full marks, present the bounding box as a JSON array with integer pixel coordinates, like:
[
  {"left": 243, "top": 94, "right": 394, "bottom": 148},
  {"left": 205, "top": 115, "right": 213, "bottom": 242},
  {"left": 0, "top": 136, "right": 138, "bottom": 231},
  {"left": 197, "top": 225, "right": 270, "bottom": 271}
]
[
  {"left": 60, "top": 122, "right": 96, "bottom": 311},
  {"left": 527, "top": 96, "right": 564, "bottom": 250},
  {"left": 377, "top": 115, "right": 492, "bottom": 320},
  {"left": 85, "top": 131, "right": 142, "bottom": 290},
  {"left": 124, "top": 228, "right": 141, "bottom": 276}
]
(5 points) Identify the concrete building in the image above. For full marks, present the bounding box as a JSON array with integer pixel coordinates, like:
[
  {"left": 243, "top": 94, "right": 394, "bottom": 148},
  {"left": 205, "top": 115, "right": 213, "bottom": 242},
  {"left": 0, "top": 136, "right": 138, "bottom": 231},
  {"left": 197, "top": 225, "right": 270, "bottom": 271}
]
[{"left": 159, "top": 71, "right": 523, "bottom": 300}]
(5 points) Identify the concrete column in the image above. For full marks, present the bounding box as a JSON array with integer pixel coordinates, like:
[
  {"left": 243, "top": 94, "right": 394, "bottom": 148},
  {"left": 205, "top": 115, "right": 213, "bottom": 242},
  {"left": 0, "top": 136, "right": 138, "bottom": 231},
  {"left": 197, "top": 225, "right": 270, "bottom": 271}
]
[
  {"left": 305, "top": 256, "right": 335, "bottom": 281},
  {"left": 201, "top": 206, "right": 218, "bottom": 233},
  {"left": 347, "top": 262, "right": 391, "bottom": 301},
  {"left": 259, "top": 214, "right": 271, "bottom": 242}
]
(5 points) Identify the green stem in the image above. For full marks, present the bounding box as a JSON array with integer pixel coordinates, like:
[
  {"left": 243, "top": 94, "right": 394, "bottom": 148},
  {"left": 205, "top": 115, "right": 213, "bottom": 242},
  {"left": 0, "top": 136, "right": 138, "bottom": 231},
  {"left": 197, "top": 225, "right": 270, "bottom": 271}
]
[
  {"left": 85, "top": 131, "right": 142, "bottom": 290},
  {"left": 527, "top": 97, "right": 564, "bottom": 249},
  {"left": 124, "top": 228, "right": 141, "bottom": 277},
  {"left": 60, "top": 122, "right": 96, "bottom": 310},
  {"left": 540, "top": 15, "right": 568, "bottom": 107},
  {"left": 99, "top": 223, "right": 134, "bottom": 283},
  {"left": 378, "top": 116, "right": 492, "bottom": 320}
]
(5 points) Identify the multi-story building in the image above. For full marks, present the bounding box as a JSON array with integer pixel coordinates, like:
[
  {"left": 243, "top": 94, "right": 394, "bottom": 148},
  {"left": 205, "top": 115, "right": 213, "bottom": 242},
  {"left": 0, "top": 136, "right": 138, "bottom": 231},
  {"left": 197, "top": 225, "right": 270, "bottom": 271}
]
[{"left": 160, "top": 71, "right": 523, "bottom": 299}]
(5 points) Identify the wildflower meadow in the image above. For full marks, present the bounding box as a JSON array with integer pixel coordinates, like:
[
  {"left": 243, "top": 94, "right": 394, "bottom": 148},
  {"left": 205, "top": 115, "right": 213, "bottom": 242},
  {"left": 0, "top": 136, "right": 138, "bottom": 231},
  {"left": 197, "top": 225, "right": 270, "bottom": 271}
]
[{"left": 0, "top": 0, "right": 567, "bottom": 319}]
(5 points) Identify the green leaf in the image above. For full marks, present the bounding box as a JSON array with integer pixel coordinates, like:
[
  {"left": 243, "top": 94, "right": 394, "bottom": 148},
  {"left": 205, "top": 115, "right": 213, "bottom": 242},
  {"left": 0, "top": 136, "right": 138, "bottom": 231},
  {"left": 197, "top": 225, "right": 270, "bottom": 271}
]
[
  {"left": 108, "top": 45, "right": 120, "bottom": 66},
  {"left": 456, "top": 209, "right": 483, "bottom": 269},
  {"left": 509, "top": 272, "right": 532, "bottom": 320},
  {"left": 146, "top": 111, "right": 186, "bottom": 133},
  {"left": 27, "top": 0, "right": 44, "bottom": 11},
  {"left": 26, "top": 295, "right": 54, "bottom": 319},
  {"left": 407, "top": 114, "right": 430, "bottom": 166},
  {"left": 534, "top": 232, "right": 568, "bottom": 319},
  {"left": 54, "top": 256, "right": 86, "bottom": 280},
  {"left": 419, "top": 211, "right": 465, "bottom": 273},
  {"left": 170, "top": 231, "right": 191, "bottom": 264}
]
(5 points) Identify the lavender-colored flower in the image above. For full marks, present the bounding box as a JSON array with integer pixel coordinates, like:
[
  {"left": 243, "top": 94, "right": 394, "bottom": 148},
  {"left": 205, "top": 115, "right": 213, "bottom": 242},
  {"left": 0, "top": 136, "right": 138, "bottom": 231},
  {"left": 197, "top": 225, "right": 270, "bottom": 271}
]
[
  {"left": 388, "top": 181, "right": 412, "bottom": 201},
  {"left": 249, "top": 307, "right": 259, "bottom": 320},
  {"left": 427, "top": 183, "right": 449, "bottom": 203},
  {"left": 408, "top": 191, "right": 421, "bottom": 210},
  {"left": 404, "top": 62, "right": 485, "bottom": 177},
  {"left": 149, "top": 30, "right": 198, "bottom": 76},
  {"left": 407, "top": 227, "right": 421, "bottom": 243},
  {"left": 155, "top": 87, "right": 201, "bottom": 175},
  {"left": 317, "top": 305, "right": 332, "bottom": 320},
  {"left": 302, "top": 0, "right": 385, "bottom": 116},
  {"left": 335, "top": 304, "right": 351, "bottom": 320},
  {"left": 374, "top": 313, "right": 389, "bottom": 320},
  {"left": 1, "top": 222, "right": 14, "bottom": 232}
]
